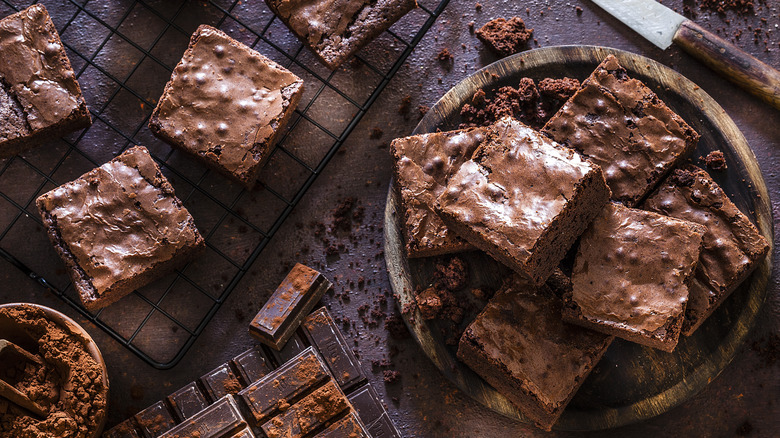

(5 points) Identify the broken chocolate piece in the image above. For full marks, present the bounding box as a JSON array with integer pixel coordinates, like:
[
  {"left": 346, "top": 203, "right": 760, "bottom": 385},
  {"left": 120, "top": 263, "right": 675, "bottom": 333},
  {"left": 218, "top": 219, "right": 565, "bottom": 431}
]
[
  {"left": 231, "top": 348, "right": 272, "bottom": 386},
  {"left": 238, "top": 347, "right": 330, "bottom": 424},
  {"left": 302, "top": 307, "right": 366, "bottom": 391},
  {"left": 134, "top": 401, "right": 177, "bottom": 438},
  {"left": 167, "top": 382, "right": 209, "bottom": 421},
  {"left": 199, "top": 363, "right": 243, "bottom": 402},
  {"left": 159, "top": 395, "right": 247, "bottom": 438},
  {"left": 261, "top": 380, "right": 349, "bottom": 438},
  {"left": 249, "top": 264, "right": 332, "bottom": 350}
]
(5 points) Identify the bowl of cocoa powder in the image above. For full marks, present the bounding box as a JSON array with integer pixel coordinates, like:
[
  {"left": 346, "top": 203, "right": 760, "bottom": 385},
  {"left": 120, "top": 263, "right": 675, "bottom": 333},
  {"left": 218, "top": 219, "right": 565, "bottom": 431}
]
[{"left": 0, "top": 303, "right": 109, "bottom": 438}]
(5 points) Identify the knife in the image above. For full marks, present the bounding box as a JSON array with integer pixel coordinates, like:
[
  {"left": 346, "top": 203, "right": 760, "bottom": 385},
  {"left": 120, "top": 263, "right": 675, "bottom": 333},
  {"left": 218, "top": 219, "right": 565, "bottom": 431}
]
[{"left": 591, "top": 0, "right": 780, "bottom": 109}]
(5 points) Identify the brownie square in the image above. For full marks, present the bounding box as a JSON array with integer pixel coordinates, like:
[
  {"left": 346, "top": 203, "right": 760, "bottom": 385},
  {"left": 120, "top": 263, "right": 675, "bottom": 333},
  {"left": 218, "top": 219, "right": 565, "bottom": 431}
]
[
  {"left": 36, "top": 146, "right": 204, "bottom": 311},
  {"left": 390, "top": 127, "right": 488, "bottom": 258},
  {"left": 643, "top": 166, "right": 770, "bottom": 335},
  {"left": 458, "top": 275, "right": 613, "bottom": 431},
  {"left": 265, "top": 0, "right": 417, "bottom": 69},
  {"left": 542, "top": 54, "right": 699, "bottom": 206},
  {"left": 564, "top": 203, "right": 706, "bottom": 352},
  {"left": 0, "top": 4, "right": 91, "bottom": 158},
  {"left": 149, "top": 25, "right": 304, "bottom": 187},
  {"left": 435, "top": 116, "right": 611, "bottom": 285}
]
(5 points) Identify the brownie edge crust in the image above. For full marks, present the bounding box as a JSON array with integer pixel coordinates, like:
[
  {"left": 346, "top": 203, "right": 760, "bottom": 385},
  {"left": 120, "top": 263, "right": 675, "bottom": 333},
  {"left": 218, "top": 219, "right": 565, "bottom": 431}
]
[{"left": 36, "top": 146, "right": 204, "bottom": 312}]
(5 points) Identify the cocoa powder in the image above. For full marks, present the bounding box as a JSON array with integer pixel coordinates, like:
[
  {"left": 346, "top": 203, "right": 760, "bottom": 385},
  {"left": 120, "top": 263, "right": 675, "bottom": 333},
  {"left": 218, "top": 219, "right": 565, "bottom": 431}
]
[{"left": 0, "top": 305, "right": 106, "bottom": 438}]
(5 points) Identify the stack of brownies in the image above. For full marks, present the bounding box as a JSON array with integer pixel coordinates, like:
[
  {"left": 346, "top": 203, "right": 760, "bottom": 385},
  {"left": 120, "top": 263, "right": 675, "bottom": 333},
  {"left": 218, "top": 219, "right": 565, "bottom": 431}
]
[{"left": 390, "top": 54, "right": 769, "bottom": 431}]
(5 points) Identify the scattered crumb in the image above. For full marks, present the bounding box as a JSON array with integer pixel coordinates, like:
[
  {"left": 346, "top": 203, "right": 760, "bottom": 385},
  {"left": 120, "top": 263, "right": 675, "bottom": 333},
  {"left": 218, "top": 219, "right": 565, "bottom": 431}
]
[
  {"left": 475, "top": 17, "right": 534, "bottom": 57},
  {"left": 704, "top": 150, "right": 727, "bottom": 171},
  {"left": 699, "top": 0, "right": 754, "bottom": 15},
  {"left": 437, "top": 47, "right": 453, "bottom": 62},
  {"left": 383, "top": 369, "right": 401, "bottom": 384},
  {"left": 575, "top": 6, "right": 583, "bottom": 15},
  {"left": 418, "top": 105, "right": 429, "bottom": 117},
  {"left": 434, "top": 257, "right": 469, "bottom": 291}
]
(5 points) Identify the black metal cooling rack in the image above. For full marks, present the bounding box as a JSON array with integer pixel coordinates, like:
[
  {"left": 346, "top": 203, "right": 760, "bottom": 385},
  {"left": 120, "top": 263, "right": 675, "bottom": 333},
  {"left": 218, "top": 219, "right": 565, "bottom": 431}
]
[{"left": 0, "top": 0, "right": 449, "bottom": 369}]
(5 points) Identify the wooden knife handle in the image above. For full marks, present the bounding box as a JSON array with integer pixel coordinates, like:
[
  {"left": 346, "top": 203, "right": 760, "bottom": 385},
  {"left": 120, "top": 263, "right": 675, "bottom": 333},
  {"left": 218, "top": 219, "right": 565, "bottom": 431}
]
[{"left": 673, "top": 20, "right": 780, "bottom": 110}]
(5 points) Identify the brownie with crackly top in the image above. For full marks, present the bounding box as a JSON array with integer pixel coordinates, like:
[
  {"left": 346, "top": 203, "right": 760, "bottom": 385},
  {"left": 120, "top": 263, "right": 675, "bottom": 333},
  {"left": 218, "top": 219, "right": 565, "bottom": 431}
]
[
  {"left": 435, "top": 116, "right": 611, "bottom": 285},
  {"left": 149, "top": 25, "right": 303, "bottom": 187},
  {"left": 265, "top": 0, "right": 417, "bottom": 69},
  {"left": 0, "top": 4, "right": 91, "bottom": 158},
  {"left": 564, "top": 203, "right": 706, "bottom": 352},
  {"left": 643, "top": 166, "right": 769, "bottom": 335},
  {"left": 390, "top": 127, "right": 488, "bottom": 258},
  {"left": 542, "top": 54, "right": 699, "bottom": 206},
  {"left": 36, "top": 146, "right": 204, "bottom": 312},
  {"left": 458, "top": 275, "right": 613, "bottom": 431}
]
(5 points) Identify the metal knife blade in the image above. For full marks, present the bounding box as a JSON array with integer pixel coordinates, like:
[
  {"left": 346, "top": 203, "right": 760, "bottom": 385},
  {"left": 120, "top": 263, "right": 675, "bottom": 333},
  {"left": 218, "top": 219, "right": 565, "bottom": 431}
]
[{"left": 591, "top": 0, "right": 686, "bottom": 50}]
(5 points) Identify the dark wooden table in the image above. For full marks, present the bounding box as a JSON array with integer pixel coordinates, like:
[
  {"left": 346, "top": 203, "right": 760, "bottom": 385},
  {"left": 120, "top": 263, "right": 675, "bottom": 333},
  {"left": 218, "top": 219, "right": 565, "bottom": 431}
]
[{"left": 1, "top": 1, "right": 778, "bottom": 437}]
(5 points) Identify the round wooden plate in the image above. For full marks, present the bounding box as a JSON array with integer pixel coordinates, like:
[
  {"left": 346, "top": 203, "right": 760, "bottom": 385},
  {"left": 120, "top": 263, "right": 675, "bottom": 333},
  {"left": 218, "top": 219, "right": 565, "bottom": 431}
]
[{"left": 383, "top": 46, "right": 773, "bottom": 431}]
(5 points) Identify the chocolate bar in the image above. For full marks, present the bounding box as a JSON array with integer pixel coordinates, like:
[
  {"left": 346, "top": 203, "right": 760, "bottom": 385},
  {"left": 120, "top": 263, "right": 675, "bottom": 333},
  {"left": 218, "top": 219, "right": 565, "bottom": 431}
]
[
  {"left": 268, "top": 331, "right": 308, "bottom": 366},
  {"left": 238, "top": 347, "right": 330, "bottom": 424},
  {"left": 231, "top": 348, "right": 272, "bottom": 385},
  {"left": 303, "top": 307, "right": 366, "bottom": 391},
  {"left": 200, "top": 363, "right": 242, "bottom": 402},
  {"left": 159, "top": 395, "right": 246, "bottom": 438},
  {"left": 227, "top": 427, "right": 256, "bottom": 438},
  {"left": 315, "top": 411, "right": 370, "bottom": 438},
  {"left": 249, "top": 263, "right": 332, "bottom": 350},
  {"left": 347, "top": 384, "right": 385, "bottom": 426},
  {"left": 167, "top": 382, "right": 208, "bottom": 421},
  {"left": 134, "top": 401, "right": 176, "bottom": 438},
  {"left": 368, "top": 413, "right": 402, "bottom": 438},
  {"left": 261, "top": 380, "right": 350, "bottom": 437}
]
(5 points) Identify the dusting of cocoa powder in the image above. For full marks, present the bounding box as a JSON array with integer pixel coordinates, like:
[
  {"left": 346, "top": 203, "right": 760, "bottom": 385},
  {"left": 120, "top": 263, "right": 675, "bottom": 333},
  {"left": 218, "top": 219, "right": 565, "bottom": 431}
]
[{"left": 0, "top": 305, "right": 107, "bottom": 438}]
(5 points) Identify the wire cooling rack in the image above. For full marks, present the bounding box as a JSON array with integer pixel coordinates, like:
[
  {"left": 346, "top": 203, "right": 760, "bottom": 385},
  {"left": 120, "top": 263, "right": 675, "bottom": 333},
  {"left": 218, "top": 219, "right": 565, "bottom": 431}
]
[{"left": 0, "top": 0, "right": 449, "bottom": 369}]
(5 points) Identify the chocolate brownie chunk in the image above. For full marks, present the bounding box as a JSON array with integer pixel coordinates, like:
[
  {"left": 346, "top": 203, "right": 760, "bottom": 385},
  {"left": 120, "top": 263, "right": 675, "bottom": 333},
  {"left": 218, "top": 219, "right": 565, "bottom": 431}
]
[
  {"left": 564, "top": 203, "right": 706, "bottom": 352},
  {"left": 391, "top": 127, "right": 488, "bottom": 258},
  {"left": 0, "top": 5, "right": 91, "bottom": 158},
  {"left": 265, "top": 0, "right": 418, "bottom": 69},
  {"left": 149, "top": 25, "right": 304, "bottom": 187},
  {"left": 475, "top": 17, "right": 533, "bottom": 57},
  {"left": 543, "top": 55, "right": 699, "bottom": 206},
  {"left": 704, "top": 150, "right": 727, "bottom": 170},
  {"left": 435, "top": 116, "right": 611, "bottom": 285},
  {"left": 36, "top": 146, "right": 204, "bottom": 311},
  {"left": 643, "top": 166, "right": 769, "bottom": 335},
  {"left": 458, "top": 275, "right": 613, "bottom": 431}
]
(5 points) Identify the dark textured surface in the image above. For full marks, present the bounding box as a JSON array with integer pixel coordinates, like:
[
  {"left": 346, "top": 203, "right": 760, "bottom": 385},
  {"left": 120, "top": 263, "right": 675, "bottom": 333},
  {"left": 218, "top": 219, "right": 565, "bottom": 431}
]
[{"left": 0, "top": 0, "right": 778, "bottom": 437}]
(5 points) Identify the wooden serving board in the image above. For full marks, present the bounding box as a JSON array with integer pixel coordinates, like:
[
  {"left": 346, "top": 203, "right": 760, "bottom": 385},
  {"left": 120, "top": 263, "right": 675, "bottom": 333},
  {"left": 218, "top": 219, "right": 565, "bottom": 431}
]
[{"left": 383, "top": 46, "right": 773, "bottom": 431}]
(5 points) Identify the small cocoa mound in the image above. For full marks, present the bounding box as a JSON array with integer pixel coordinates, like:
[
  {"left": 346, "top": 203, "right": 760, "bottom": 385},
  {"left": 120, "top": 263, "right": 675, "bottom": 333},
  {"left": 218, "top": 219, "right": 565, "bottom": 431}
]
[{"left": 476, "top": 17, "right": 533, "bottom": 57}]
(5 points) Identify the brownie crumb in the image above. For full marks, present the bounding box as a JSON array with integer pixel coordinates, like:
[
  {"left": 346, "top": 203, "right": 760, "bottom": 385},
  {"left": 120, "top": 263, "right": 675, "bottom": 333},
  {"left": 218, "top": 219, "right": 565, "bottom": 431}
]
[
  {"left": 398, "top": 95, "right": 411, "bottom": 116},
  {"left": 383, "top": 370, "right": 401, "bottom": 384},
  {"left": 468, "top": 21, "right": 475, "bottom": 33},
  {"left": 434, "top": 257, "right": 469, "bottom": 291},
  {"left": 418, "top": 105, "right": 429, "bottom": 117},
  {"left": 415, "top": 286, "right": 443, "bottom": 320},
  {"left": 575, "top": 6, "right": 583, "bottom": 15},
  {"left": 369, "top": 127, "right": 384, "bottom": 139},
  {"left": 476, "top": 17, "right": 533, "bottom": 57},
  {"left": 704, "top": 150, "right": 727, "bottom": 170},
  {"left": 736, "top": 420, "right": 753, "bottom": 436},
  {"left": 474, "top": 2, "right": 482, "bottom": 11},
  {"left": 699, "top": 0, "right": 754, "bottom": 15},
  {"left": 437, "top": 48, "right": 453, "bottom": 62},
  {"left": 460, "top": 76, "right": 579, "bottom": 129}
]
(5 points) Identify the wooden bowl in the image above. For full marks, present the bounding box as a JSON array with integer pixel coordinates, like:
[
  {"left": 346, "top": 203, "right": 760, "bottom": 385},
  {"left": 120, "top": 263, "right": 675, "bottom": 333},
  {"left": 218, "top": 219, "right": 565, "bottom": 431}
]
[
  {"left": 0, "top": 303, "right": 110, "bottom": 437},
  {"left": 383, "top": 46, "right": 773, "bottom": 430}
]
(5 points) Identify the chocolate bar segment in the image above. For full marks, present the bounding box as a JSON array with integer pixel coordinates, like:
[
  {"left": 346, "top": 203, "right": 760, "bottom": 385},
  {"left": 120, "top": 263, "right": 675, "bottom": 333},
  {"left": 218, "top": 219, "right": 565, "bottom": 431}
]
[
  {"left": 227, "top": 427, "right": 256, "bottom": 438},
  {"left": 367, "top": 413, "right": 402, "bottom": 438},
  {"left": 303, "top": 307, "right": 365, "bottom": 391},
  {"left": 167, "top": 382, "right": 209, "bottom": 421},
  {"left": 103, "top": 419, "right": 142, "bottom": 438},
  {"left": 315, "top": 411, "right": 369, "bottom": 438},
  {"left": 200, "top": 363, "right": 243, "bottom": 402},
  {"left": 231, "top": 348, "right": 272, "bottom": 385},
  {"left": 268, "top": 331, "right": 309, "bottom": 366},
  {"left": 159, "top": 395, "right": 247, "bottom": 438},
  {"left": 238, "top": 347, "right": 330, "bottom": 424},
  {"left": 134, "top": 401, "right": 177, "bottom": 438},
  {"left": 347, "top": 385, "right": 384, "bottom": 426},
  {"left": 250, "top": 263, "right": 332, "bottom": 350},
  {"left": 261, "top": 380, "right": 349, "bottom": 438}
]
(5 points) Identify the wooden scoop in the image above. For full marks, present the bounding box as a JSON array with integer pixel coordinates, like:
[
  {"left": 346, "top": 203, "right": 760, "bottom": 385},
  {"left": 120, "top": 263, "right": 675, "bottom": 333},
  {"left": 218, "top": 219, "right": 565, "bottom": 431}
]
[{"left": 0, "top": 339, "right": 47, "bottom": 419}]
